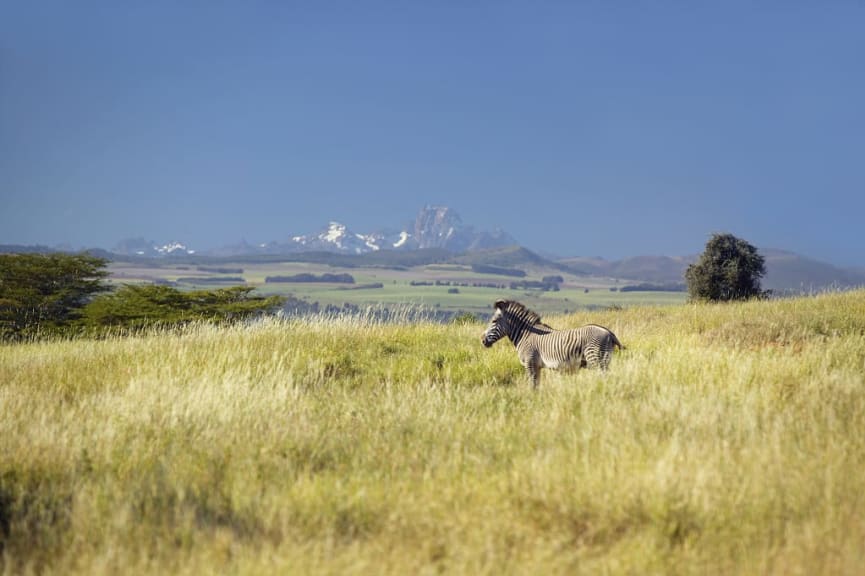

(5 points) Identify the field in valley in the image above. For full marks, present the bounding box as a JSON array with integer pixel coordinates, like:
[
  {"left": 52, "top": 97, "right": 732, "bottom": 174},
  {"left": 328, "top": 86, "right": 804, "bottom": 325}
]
[
  {"left": 107, "top": 260, "right": 687, "bottom": 316},
  {"left": 2, "top": 291, "right": 864, "bottom": 574}
]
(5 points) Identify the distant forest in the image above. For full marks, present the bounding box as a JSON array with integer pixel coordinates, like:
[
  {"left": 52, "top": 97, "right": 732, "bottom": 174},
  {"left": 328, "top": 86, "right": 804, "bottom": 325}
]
[{"left": 265, "top": 273, "right": 355, "bottom": 284}]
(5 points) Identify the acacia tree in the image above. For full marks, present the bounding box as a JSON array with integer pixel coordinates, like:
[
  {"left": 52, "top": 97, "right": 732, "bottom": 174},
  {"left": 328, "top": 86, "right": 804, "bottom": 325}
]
[
  {"left": 79, "top": 284, "right": 285, "bottom": 330},
  {"left": 1, "top": 253, "right": 285, "bottom": 340},
  {"left": 685, "top": 233, "right": 766, "bottom": 301},
  {"left": 0, "top": 252, "right": 110, "bottom": 340}
]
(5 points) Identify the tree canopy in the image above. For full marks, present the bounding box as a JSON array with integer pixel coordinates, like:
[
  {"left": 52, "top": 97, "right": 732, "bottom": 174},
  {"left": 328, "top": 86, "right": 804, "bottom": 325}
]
[
  {"left": 1, "top": 252, "right": 285, "bottom": 341},
  {"left": 685, "top": 233, "right": 766, "bottom": 301},
  {"left": 80, "top": 284, "right": 284, "bottom": 330},
  {"left": 0, "top": 252, "right": 110, "bottom": 340}
]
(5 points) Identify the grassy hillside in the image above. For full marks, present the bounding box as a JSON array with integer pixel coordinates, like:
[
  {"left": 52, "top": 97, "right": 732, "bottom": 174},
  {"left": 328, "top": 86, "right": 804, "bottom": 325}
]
[{"left": 2, "top": 291, "right": 865, "bottom": 574}]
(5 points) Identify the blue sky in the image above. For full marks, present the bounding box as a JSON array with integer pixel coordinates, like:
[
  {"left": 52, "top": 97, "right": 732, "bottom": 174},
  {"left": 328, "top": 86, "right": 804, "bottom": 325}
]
[{"left": 2, "top": 2, "right": 863, "bottom": 265}]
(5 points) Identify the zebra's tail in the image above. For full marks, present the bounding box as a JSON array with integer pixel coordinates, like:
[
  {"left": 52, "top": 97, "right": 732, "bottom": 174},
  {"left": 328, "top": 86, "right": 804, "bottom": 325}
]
[{"left": 611, "top": 332, "right": 626, "bottom": 350}]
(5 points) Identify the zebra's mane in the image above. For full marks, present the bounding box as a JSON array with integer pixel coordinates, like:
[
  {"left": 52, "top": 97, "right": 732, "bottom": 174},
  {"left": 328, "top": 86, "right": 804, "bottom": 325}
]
[{"left": 497, "top": 300, "right": 546, "bottom": 327}]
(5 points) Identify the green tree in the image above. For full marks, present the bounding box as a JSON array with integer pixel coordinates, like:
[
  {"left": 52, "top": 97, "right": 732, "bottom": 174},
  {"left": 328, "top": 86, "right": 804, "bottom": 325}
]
[
  {"left": 685, "top": 233, "right": 766, "bottom": 301},
  {"left": 0, "top": 253, "right": 110, "bottom": 340},
  {"left": 79, "top": 284, "right": 284, "bottom": 331}
]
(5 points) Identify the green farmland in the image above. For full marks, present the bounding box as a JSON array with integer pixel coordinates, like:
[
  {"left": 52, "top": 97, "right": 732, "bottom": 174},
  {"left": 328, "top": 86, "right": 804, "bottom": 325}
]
[{"left": 108, "top": 260, "right": 687, "bottom": 316}]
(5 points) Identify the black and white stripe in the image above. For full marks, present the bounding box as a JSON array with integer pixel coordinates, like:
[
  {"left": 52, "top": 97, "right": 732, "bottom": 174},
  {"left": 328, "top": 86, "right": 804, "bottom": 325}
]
[{"left": 482, "top": 300, "right": 624, "bottom": 388}]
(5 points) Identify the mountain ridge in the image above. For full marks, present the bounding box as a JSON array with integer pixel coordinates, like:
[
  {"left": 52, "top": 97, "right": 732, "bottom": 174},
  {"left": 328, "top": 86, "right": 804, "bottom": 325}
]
[
  {"left": 199, "top": 206, "right": 517, "bottom": 257},
  {"left": 4, "top": 205, "right": 863, "bottom": 292},
  {"left": 3, "top": 242, "right": 863, "bottom": 293},
  {"left": 557, "top": 249, "right": 865, "bottom": 292}
]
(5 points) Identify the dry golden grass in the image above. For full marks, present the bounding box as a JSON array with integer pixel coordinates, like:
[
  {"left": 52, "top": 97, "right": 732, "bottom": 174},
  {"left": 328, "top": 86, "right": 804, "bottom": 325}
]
[{"left": 2, "top": 291, "right": 864, "bottom": 575}]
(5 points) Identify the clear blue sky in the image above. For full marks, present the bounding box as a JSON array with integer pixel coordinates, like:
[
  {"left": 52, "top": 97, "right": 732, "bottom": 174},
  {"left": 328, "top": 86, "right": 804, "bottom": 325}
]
[{"left": 2, "top": 2, "right": 863, "bottom": 265}]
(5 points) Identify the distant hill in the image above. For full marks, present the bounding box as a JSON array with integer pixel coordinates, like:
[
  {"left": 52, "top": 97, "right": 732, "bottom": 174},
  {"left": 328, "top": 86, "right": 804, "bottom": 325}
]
[
  {"left": 5, "top": 238, "right": 863, "bottom": 294},
  {"left": 451, "top": 246, "right": 556, "bottom": 270},
  {"left": 0, "top": 245, "right": 115, "bottom": 259},
  {"left": 558, "top": 255, "right": 692, "bottom": 283},
  {"left": 761, "top": 249, "right": 865, "bottom": 293},
  {"left": 558, "top": 250, "right": 865, "bottom": 292}
]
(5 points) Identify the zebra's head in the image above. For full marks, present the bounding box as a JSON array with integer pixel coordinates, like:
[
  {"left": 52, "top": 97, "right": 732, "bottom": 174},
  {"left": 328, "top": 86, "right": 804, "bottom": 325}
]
[
  {"left": 481, "top": 300, "right": 516, "bottom": 348},
  {"left": 481, "top": 304, "right": 506, "bottom": 347},
  {"left": 482, "top": 300, "right": 547, "bottom": 348}
]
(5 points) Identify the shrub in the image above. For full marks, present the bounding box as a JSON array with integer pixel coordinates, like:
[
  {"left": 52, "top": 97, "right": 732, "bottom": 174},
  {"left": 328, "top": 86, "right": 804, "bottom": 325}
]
[{"left": 685, "top": 233, "right": 766, "bottom": 301}]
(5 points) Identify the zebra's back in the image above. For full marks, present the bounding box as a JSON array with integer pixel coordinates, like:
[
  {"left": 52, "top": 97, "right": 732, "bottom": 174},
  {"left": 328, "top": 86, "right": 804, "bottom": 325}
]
[{"left": 534, "top": 324, "right": 622, "bottom": 371}]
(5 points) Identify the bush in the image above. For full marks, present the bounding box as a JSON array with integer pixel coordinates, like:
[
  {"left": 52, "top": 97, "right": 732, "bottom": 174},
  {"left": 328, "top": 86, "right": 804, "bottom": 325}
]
[{"left": 685, "top": 233, "right": 766, "bottom": 301}]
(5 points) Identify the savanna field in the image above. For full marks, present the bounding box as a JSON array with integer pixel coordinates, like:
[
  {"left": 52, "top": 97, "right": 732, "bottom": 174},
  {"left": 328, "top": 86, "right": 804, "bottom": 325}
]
[{"left": 2, "top": 291, "right": 865, "bottom": 575}]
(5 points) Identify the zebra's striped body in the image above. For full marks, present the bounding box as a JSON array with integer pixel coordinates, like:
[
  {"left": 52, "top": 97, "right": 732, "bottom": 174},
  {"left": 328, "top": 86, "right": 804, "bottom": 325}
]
[{"left": 482, "top": 300, "right": 624, "bottom": 388}]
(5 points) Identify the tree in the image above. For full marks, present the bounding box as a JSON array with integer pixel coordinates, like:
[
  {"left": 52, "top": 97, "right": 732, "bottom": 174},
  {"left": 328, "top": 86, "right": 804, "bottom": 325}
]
[
  {"left": 79, "top": 284, "right": 285, "bottom": 331},
  {"left": 0, "top": 253, "right": 286, "bottom": 340},
  {"left": 685, "top": 233, "right": 766, "bottom": 301},
  {"left": 0, "top": 253, "right": 110, "bottom": 340}
]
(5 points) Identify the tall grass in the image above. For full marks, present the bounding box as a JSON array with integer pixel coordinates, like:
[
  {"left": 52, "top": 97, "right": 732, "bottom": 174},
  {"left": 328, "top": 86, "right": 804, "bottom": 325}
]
[{"left": 2, "top": 291, "right": 864, "bottom": 574}]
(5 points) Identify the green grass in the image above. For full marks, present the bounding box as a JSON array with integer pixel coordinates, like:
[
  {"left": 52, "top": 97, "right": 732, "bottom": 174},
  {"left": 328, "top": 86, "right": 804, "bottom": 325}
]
[
  {"left": 109, "top": 260, "right": 687, "bottom": 315},
  {"left": 2, "top": 291, "right": 864, "bottom": 574}
]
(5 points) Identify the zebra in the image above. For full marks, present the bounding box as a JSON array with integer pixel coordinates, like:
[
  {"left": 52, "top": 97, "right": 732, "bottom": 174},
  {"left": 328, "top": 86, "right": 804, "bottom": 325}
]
[{"left": 481, "top": 299, "right": 625, "bottom": 388}]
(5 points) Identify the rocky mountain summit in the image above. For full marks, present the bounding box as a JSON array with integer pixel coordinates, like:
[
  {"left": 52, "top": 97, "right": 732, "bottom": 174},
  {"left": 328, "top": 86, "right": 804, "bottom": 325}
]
[
  {"left": 112, "top": 238, "right": 196, "bottom": 257},
  {"left": 114, "top": 206, "right": 517, "bottom": 258},
  {"left": 409, "top": 206, "right": 516, "bottom": 252},
  {"left": 286, "top": 206, "right": 516, "bottom": 254}
]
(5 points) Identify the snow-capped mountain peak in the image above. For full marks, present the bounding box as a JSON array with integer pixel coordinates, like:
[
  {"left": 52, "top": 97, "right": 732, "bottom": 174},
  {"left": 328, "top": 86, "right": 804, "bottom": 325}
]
[
  {"left": 114, "top": 206, "right": 515, "bottom": 258},
  {"left": 322, "top": 222, "right": 347, "bottom": 245},
  {"left": 290, "top": 221, "right": 380, "bottom": 254},
  {"left": 112, "top": 238, "right": 196, "bottom": 257},
  {"left": 156, "top": 242, "right": 195, "bottom": 255},
  {"left": 283, "top": 208, "right": 515, "bottom": 255},
  {"left": 393, "top": 231, "right": 411, "bottom": 248}
]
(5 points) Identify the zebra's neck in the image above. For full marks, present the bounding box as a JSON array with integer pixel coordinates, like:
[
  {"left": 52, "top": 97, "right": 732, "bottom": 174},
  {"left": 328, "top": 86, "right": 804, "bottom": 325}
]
[
  {"left": 500, "top": 303, "right": 549, "bottom": 347},
  {"left": 506, "top": 318, "right": 540, "bottom": 347}
]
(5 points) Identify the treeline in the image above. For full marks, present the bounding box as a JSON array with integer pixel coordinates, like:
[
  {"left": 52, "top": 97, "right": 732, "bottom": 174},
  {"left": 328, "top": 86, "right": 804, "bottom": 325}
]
[
  {"left": 510, "top": 280, "right": 560, "bottom": 292},
  {"left": 613, "top": 283, "right": 687, "bottom": 292},
  {"left": 410, "top": 280, "right": 508, "bottom": 289},
  {"left": 265, "top": 273, "right": 355, "bottom": 284},
  {"left": 177, "top": 277, "right": 246, "bottom": 284},
  {"left": 0, "top": 253, "right": 283, "bottom": 341},
  {"left": 197, "top": 266, "right": 244, "bottom": 274},
  {"left": 337, "top": 283, "right": 384, "bottom": 290},
  {"left": 470, "top": 264, "right": 527, "bottom": 278},
  {"left": 410, "top": 275, "right": 566, "bottom": 291}
]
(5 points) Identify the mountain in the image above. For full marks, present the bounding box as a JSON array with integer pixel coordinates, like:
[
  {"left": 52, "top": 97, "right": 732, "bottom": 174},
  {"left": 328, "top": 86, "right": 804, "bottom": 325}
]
[
  {"left": 408, "top": 206, "right": 515, "bottom": 251},
  {"left": 112, "top": 238, "right": 196, "bottom": 257},
  {"left": 559, "top": 255, "right": 694, "bottom": 284},
  {"left": 452, "top": 245, "right": 561, "bottom": 270},
  {"left": 289, "top": 222, "right": 391, "bottom": 254},
  {"left": 27, "top": 203, "right": 862, "bottom": 293},
  {"left": 208, "top": 206, "right": 518, "bottom": 257},
  {"left": 558, "top": 250, "right": 865, "bottom": 292},
  {"left": 761, "top": 249, "right": 865, "bottom": 293}
]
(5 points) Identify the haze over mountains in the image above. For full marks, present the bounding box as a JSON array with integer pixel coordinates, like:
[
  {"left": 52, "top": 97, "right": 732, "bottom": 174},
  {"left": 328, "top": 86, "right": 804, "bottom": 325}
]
[
  {"left": 108, "top": 207, "right": 517, "bottom": 258},
  {"left": 560, "top": 251, "right": 865, "bottom": 293},
  {"left": 5, "top": 205, "right": 864, "bottom": 293}
]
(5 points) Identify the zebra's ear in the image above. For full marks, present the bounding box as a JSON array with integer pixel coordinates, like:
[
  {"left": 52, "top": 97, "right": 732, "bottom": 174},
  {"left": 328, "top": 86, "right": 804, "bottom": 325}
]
[{"left": 494, "top": 300, "right": 507, "bottom": 310}]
